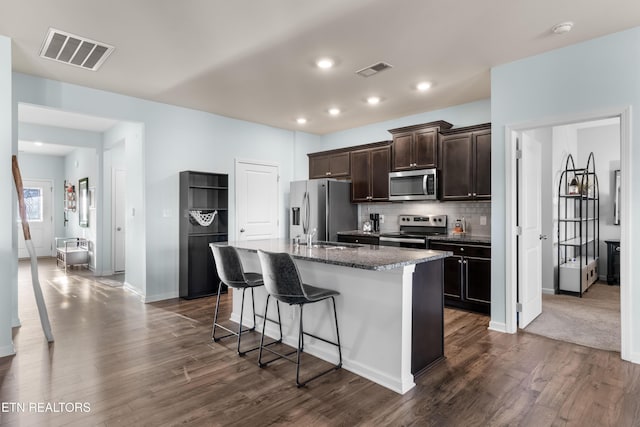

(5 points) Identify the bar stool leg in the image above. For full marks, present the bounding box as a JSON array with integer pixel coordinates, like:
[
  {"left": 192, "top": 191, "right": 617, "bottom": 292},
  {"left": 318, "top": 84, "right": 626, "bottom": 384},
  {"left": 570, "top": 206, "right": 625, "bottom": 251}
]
[
  {"left": 258, "top": 295, "right": 270, "bottom": 367},
  {"left": 237, "top": 288, "right": 247, "bottom": 355},
  {"left": 332, "top": 297, "right": 342, "bottom": 367},
  {"left": 296, "top": 304, "right": 304, "bottom": 387},
  {"left": 251, "top": 287, "right": 257, "bottom": 329},
  {"left": 211, "top": 281, "right": 224, "bottom": 341}
]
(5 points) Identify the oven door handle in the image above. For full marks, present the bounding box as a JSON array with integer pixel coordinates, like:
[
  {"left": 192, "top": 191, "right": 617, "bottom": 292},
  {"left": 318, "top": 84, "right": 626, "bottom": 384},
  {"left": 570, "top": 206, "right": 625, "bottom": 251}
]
[{"left": 379, "top": 236, "right": 426, "bottom": 244}]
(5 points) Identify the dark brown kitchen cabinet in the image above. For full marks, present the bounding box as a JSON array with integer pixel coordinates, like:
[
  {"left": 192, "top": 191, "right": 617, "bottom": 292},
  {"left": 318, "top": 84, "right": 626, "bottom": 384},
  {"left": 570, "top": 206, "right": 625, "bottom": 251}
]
[
  {"left": 429, "top": 240, "right": 490, "bottom": 314},
  {"left": 308, "top": 150, "right": 350, "bottom": 179},
  {"left": 388, "top": 120, "right": 452, "bottom": 171},
  {"left": 350, "top": 142, "right": 391, "bottom": 202},
  {"left": 440, "top": 123, "right": 491, "bottom": 201}
]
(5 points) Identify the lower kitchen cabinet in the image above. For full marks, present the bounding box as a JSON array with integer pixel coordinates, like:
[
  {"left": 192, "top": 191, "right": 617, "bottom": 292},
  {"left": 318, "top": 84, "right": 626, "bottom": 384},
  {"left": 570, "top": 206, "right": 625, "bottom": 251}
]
[{"left": 430, "top": 240, "right": 490, "bottom": 314}]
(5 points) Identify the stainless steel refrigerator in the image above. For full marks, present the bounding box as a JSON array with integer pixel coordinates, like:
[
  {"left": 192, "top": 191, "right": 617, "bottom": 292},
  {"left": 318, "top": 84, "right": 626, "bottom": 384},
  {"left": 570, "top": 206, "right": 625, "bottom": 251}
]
[{"left": 290, "top": 179, "right": 357, "bottom": 242}]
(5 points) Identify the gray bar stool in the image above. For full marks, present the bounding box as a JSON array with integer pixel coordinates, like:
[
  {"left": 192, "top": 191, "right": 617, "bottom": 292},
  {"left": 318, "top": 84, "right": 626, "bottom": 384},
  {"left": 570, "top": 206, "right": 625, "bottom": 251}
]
[
  {"left": 210, "top": 245, "right": 282, "bottom": 355},
  {"left": 256, "top": 249, "right": 342, "bottom": 387}
]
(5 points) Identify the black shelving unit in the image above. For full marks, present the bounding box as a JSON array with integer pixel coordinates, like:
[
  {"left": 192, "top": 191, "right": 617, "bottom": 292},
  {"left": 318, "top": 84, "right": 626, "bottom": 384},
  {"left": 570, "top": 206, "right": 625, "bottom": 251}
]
[
  {"left": 557, "top": 153, "right": 599, "bottom": 297},
  {"left": 179, "top": 171, "right": 228, "bottom": 299}
]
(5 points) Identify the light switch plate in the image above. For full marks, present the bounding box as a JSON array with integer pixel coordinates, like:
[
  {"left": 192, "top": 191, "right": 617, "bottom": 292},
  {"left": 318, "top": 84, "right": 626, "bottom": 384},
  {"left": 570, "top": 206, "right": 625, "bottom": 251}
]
[
  {"left": 480, "top": 216, "right": 487, "bottom": 226},
  {"left": 379, "top": 215, "right": 385, "bottom": 223}
]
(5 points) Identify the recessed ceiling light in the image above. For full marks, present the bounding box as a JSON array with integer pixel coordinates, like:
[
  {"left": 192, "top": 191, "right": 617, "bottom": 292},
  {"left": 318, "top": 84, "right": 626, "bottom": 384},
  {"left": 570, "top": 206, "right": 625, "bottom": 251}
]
[
  {"left": 296, "top": 117, "right": 308, "bottom": 124},
  {"left": 552, "top": 22, "right": 573, "bottom": 34},
  {"left": 316, "top": 58, "right": 334, "bottom": 69},
  {"left": 328, "top": 108, "right": 341, "bottom": 116},
  {"left": 34, "top": 141, "right": 43, "bottom": 146},
  {"left": 367, "top": 96, "right": 381, "bottom": 105},
  {"left": 416, "top": 81, "right": 432, "bottom": 91}
]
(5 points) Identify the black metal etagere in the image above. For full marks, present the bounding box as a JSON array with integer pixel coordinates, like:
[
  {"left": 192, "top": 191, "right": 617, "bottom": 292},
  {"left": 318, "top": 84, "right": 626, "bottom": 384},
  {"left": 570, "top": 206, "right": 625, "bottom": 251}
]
[{"left": 557, "top": 153, "right": 600, "bottom": 297}]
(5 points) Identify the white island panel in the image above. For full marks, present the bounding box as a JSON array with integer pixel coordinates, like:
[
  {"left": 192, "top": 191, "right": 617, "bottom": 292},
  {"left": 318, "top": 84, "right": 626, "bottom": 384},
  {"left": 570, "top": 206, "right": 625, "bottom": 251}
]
[{"left": 233, "top": 252, "right": 417, "bottom": 394}]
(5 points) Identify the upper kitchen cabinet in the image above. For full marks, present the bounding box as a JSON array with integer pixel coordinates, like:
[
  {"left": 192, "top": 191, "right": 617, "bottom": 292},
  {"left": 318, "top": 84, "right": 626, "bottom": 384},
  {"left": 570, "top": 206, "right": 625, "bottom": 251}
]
[
  {"left": 351, "top": 142, "right": 391, "bottom": 203},
  {"left": 439, "top": 123, "right": 491, "bottom": 201},
  {"left": 388, "top": 120, "right": 453, "bottom": 171},
  {"left": 308, "top": 149, "right": 350, "bottom": 179}
]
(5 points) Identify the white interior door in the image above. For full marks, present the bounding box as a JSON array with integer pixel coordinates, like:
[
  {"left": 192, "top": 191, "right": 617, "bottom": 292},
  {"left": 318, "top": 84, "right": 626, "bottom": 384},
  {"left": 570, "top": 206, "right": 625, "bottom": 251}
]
[
  {"left": 18, "top": 179, "right": 53, "bottom": 258},
  {"left": 113, "top": 169, "right": 126, "bottom": 272},
  {"left": 518, "top": 134, "right": 543, "bottom": 328},
  {"left": 235, "top": 161, "right": 279, "bottom": 241}
]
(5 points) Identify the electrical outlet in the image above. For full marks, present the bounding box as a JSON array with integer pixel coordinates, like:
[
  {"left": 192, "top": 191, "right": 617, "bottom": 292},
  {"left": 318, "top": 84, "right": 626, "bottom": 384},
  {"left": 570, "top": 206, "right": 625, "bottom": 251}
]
[
  {"left": 379, "top": 214, "right": 385, "bottom": 224},
  {"left": 480, "top": 216, "right": 487, "bottom": 226}
]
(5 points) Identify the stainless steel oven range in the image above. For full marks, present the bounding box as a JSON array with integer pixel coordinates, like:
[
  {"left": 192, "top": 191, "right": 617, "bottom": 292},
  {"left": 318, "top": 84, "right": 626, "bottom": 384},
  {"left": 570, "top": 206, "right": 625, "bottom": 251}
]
[{"left": 379, "top": 215, "right": 447, "bottom": 249}]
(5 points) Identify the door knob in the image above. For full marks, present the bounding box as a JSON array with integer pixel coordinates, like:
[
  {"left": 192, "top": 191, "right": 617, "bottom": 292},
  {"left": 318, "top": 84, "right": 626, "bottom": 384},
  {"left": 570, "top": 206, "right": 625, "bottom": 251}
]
[
  {"left": 116, "top": 227, "right": 122, "bottom": 231},
  {"left": 240, "top": 228, "right": 245, "bottom": 233},
  {"left": 539, "top": 234, "right": 548, "bottom": 240}
]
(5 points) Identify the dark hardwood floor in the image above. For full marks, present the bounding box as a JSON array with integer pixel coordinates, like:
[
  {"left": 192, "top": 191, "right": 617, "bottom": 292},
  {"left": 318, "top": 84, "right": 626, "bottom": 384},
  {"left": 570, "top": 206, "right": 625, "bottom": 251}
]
[{"left": 1, "top": 258, "right": 639, "bottom": 426}]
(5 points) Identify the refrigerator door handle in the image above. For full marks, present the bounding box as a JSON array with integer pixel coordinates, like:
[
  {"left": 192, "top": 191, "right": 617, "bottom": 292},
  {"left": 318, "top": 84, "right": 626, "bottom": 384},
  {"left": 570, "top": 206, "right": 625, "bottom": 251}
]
[
  {"left": 305, "top": 191, "right": 311, "bottom": 234},
  {"left": 302, "top": 191, "right": 309, "bottom": 234}
]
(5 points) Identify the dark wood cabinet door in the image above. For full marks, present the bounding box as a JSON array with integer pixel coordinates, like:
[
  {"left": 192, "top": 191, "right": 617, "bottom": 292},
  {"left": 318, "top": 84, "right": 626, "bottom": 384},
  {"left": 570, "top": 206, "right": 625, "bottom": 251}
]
[
  {"left": 392, "top": 133, "right": 413, "bottom": 171},
  {"left": 350, "top": 149, "right": 371, "bottom": 202},
  {"left": 309, "top": 155, "right": 329, "bottom": 179},
  {"left": 473, "top": 131, "right": 491, "bottom": 199},
  {"left": 441, "top": 134, "right": 473, "bottom": 200},
  {"left": 465, "top": 257, "right": 491, "bottom": 304},
  {"left": 443, "top": 256, "right": 463, "bottom": 299},
  {"left": 370, "top": 146, "right": 390, "bottom": 201},
  {"left": 414, "top": 129, "right": 437, "bottom": 168},
  {"left": 329, "top": 152, "right": 350, "bottom": 177}
]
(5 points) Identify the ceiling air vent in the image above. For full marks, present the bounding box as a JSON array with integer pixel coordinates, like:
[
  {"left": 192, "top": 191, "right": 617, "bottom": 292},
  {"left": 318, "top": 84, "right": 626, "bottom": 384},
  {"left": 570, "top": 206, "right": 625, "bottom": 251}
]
[
  {"left": 355, "top": 61, "right": 393, "bottom": 78},
  {"left": 39, "top": 28, "right": 114, "bottom": 71}
]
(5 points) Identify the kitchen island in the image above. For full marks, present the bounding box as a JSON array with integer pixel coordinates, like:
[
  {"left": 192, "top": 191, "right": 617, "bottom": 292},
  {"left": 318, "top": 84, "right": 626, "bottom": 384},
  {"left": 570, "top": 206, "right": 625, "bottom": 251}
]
[{"left": 217, "top": 239, "right": 450, "bottom": 394}]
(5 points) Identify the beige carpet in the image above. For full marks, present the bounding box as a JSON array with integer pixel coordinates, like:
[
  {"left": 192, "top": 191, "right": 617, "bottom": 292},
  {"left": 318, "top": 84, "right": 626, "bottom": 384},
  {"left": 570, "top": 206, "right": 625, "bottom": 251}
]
[{"left": 523, "top": 283, "right": 620, "bottom": 352}]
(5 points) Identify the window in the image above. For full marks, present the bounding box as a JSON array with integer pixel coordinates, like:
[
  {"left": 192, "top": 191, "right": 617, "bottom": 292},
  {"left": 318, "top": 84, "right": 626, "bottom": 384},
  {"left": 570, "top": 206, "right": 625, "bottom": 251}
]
[{"left": 18, "top": 187, "right": 43, "bottom": 222}]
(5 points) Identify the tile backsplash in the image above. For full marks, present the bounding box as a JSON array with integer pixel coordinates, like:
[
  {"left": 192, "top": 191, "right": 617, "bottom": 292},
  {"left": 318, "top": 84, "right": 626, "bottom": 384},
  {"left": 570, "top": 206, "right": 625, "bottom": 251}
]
[{"left": 358, "top": 200, "right": 491, "bottom": 236}]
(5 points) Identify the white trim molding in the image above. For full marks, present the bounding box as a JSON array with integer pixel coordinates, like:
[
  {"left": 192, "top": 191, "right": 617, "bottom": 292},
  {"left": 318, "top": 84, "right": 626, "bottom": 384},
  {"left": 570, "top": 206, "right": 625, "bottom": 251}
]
[
  {"left": 488, "top": 321, "right": 508, "bottom": 333},
  {"left": 0, "top": 344, "right": 16, "bottom": 358}
]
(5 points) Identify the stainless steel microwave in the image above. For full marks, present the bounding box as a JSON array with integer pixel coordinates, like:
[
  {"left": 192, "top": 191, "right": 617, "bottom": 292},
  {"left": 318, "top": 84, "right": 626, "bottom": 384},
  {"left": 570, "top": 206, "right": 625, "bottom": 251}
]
[{"left": 388, "top": 168, "right": 437, "bottom": 201}]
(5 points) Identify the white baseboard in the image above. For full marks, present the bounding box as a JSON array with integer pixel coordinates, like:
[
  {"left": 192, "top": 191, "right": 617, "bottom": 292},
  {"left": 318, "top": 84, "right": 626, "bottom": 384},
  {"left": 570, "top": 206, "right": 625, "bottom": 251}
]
[
  {"left": 143, "top": 291, "right": 179, "bottom": 303},
  {"left": 629, "top": 351, "right": 640, "bottom": 365},
  {"left": 11, "top": 316, "right": 21, "bottom": 328},
  {"left": 230, "top": 313, "right": 415, "bottom": 395},
  {"left": 0, "top": 344, "right": 16, "bottom": 358},
  {"left": 123, "top": 282, "right": 145, "bottom": 302},
  {"left": 488, "top": 321, "right": 509, "bottom": 333},
  {"left": 542, "top": 288, "right": 555, "bottom": 295}
]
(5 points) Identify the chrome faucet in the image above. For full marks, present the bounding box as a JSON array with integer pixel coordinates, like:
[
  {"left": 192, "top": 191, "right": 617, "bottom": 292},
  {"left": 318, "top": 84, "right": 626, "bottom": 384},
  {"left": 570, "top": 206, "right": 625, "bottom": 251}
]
[{"left": 307, "top": 228, "right": 316, "bottom": 247}]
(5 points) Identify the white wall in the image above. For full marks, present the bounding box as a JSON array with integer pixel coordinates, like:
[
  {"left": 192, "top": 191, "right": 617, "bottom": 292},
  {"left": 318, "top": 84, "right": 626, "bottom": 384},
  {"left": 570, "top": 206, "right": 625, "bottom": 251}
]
[
  {"left": 491, "top": 27, "right": 639, "bottom": 359},
  {"left": 64, "top": 147, "right": 98, "bottom": 269},
  {"left": 0, "top": 35, "right": 15, "bottom": 357},
  {"left": 320, "top": 99, "right": 491, "bottom": 151},
  {"left": 103, "top": 122, "right": 144, "bottom": 295},
  {"left": 17, "top": 152, "right": 66, "bottom": 240},
  {"left": 11, "top": 72, "right": 296, "bottom": 303}
]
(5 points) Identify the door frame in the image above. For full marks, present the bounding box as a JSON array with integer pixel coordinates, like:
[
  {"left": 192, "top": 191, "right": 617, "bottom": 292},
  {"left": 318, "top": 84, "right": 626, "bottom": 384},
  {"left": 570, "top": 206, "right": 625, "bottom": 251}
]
[
  {"left": 18, "top": 178, "right": 54, "bottom": 258},
  {"left": 504, "top": 106, "right": 632, "bottom": 362},
  {"left": 234, "top": 158, "right": 280, "bottom": 241}
]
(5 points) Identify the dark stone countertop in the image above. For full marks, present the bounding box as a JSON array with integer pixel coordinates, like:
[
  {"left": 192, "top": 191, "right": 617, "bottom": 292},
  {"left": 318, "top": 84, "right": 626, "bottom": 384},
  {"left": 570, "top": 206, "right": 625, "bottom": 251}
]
[{"left": 218, "top": 239, "right": 450, "bottom": 271}]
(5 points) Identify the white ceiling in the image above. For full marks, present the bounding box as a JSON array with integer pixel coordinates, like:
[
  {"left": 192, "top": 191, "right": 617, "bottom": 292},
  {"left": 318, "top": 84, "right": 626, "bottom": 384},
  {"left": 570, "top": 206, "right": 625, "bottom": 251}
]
[{"left": 2, "top": 0, "right": 640, "bottom": 135}]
